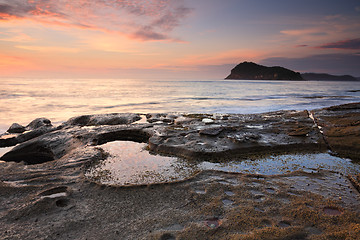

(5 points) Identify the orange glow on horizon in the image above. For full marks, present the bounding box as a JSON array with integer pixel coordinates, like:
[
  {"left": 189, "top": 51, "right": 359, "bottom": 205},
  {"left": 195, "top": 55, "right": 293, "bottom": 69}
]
[
  {"left": 0, "top": 54, "right": 41, "bottom": 75},
  {"left": 0, "top": 1, "right": 358, "bottom": 78}
]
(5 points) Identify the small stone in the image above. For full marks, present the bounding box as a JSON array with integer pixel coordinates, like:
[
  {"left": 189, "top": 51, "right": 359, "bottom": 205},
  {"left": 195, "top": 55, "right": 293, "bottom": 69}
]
[
  {"left": 202, "top": 118, "right": 214, "bottom": 124},
  {"left": 7, "top": 123, "right": 26, "bottom": 133}
]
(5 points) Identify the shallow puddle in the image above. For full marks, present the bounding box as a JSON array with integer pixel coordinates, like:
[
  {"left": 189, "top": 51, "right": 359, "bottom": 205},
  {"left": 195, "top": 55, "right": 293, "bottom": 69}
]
[
  {"left": 200, "top": 152, "right": 360, "bottom": 175},
  {"left": 278, "top": 221, "right": 291, "bottom": 228},
  {"left": 205, "top": 218, "right": 222, "bottom": 229},
  {"left": 85, "top": 141, "right": 199, "bottom": 186},
  {"left": 194, "top": 189, "right": 206, "bottom": 194},
  {"left": 222, "top": 199, "right": 234, "bottom": 206},
  {"left": 265, "top": 188, "right": 276, "bottom": 194},
  {"left": 85, "top": 141, "right": 360, "bottom": 187},
  {"left": 225, "top": 191, "right": 235, "bottom": 196}
]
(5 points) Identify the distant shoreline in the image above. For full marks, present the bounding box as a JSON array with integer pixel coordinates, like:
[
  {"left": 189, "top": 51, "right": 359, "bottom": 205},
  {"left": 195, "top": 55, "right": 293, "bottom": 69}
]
[{"left": 225, "top": 61, "right": 359, "bottom": 81}]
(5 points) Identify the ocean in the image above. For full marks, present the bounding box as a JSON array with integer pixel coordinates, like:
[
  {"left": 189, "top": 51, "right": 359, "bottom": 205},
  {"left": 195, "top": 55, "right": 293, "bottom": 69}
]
[{"left": 1, "top": 78, "right": 360, "bottom": 132}]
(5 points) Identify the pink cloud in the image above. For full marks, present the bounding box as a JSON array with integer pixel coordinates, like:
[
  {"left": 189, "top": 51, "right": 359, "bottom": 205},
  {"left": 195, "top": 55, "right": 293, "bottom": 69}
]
[{"left": 0, "top": 0, "right": 192, "bottom": 41}]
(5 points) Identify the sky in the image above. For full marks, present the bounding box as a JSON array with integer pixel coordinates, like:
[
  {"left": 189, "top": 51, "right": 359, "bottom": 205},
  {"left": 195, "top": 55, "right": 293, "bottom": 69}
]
[{"left": 0, "top": 0, "right": 359, "bottom": 79}]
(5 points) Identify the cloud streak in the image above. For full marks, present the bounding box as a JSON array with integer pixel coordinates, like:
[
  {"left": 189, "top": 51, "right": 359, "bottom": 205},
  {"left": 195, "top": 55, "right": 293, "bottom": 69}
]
[
  {"left": 0, "top": 0, "right": 192, "bottom": 41},
  {"left": 317, "top": 38, "right": 360, "bottom": 50}
]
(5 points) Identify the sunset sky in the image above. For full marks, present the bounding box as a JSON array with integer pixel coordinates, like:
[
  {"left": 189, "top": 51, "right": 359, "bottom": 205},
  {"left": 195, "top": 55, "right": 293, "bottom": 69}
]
[{"left": 0, "top": 0, "right": 359, "bottom": 79}]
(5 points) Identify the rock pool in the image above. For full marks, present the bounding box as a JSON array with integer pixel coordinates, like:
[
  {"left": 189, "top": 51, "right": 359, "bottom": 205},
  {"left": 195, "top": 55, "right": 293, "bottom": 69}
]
[{"left": 85, "top": 140, "right": 360, "bottom": 186}]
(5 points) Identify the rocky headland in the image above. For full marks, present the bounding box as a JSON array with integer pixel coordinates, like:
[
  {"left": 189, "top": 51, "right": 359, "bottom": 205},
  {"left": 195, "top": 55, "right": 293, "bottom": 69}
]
[
  {"left": 0, "top": 103, "right": 360, "bottom": 239},
  {"left": 225, "top": 62, "right": 359, "bottom": 81},
  {"left": 225, "top": 62, "right": 303, "bottom": 80}
]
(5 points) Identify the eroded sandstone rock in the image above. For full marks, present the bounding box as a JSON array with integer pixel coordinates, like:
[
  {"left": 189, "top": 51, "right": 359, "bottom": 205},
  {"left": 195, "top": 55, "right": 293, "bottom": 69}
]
[
  {"left": 62, "top": 113, "right": 141, "bottom": 127},
  {"left": 1, "top": 103, "right": 359, "bottom": 165},
  {"left": 0, "top": 104, "right": 359, "bottom": 240},
  {"left": 1, "top": 118, "right": 55, "bottom": 148},
  {"left": 312, "top": 102, "right": 360, "bottom": 161},
  {"left": 147, "top": 110, "right": 325, "bottom": 161}
]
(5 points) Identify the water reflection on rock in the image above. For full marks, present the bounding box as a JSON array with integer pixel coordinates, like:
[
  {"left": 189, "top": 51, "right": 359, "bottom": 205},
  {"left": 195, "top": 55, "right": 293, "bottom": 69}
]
[
  {"left": 200, "top": 153, "right": 360, "bottom": 176},
  {"left": 85, "top": 141, "right": 360, "bottom": 187},
  {"left": 85, "top": 141, "right": 199, "bottom": 186}
]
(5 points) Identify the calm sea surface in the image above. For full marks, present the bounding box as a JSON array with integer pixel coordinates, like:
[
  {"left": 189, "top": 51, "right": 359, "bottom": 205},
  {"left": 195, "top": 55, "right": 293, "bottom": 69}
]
[{"left": 1, "top": 78, "right": 360, "bottom": 132}]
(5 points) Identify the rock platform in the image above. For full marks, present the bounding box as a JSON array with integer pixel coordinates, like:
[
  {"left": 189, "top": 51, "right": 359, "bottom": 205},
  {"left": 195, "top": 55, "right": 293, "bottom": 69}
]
[{"left": 0, "top": 103, "right": 359, "bottom": 239}]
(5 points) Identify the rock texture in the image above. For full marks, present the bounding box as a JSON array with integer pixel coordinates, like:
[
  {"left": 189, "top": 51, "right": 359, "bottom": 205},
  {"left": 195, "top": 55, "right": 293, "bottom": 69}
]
[
  {"left": 225, "top": 62, "right": 303, "bottom": 80},
  {"left": 0, "top": 104, "right": 359, "bottom": 239},
  {"left": 1, "top": 104, "right": 360, "bottom": 164},
  {"left": 61, "top": 113, "right": 141, "bottom": 127},
  {"left": 147, "top": 110, "right": 325, "bottom": 161},
  {"left": 311, "top": 102, "right": 360, "bottom": 161}
]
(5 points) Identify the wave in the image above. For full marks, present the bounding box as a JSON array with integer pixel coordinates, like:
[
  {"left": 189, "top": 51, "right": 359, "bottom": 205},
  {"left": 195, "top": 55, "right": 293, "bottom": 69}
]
[{"left": 91, "top": 101, "right": 162, "bottom": 110}]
